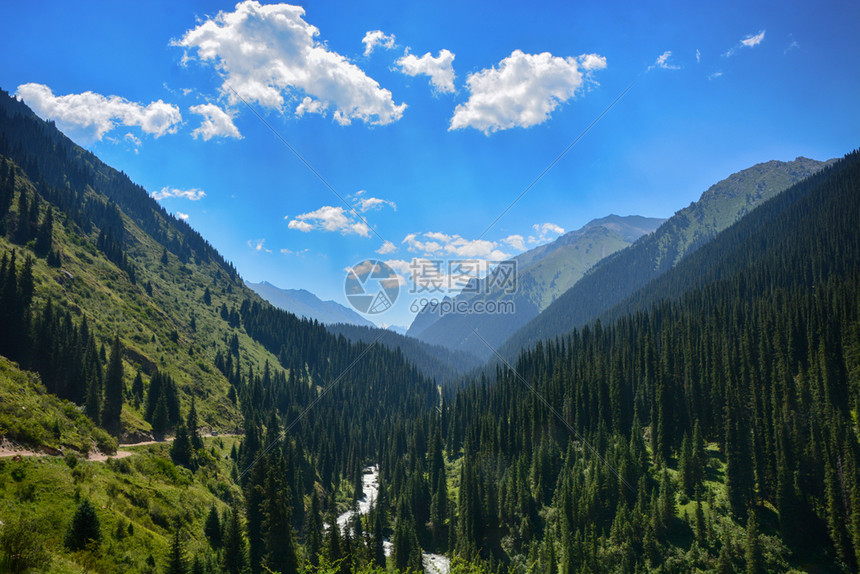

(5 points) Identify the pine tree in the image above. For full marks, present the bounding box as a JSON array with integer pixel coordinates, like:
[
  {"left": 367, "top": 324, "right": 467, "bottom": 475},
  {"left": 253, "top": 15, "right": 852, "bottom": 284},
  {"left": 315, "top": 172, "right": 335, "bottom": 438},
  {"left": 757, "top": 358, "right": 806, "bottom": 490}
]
[
  {"left": 101, "top": 335, "right": 124, "bottom": 435},
  {"left": 164, "top": 530, "right": 187, "bottom": 574},
  {"left": 171, "top": 421, "right": 193, "bottom": 469},
  {"left": 187, "top": 396, "right": 203, "bottom": 451},
  {"left": 34, "top": 206, "right": 53, "bottom": 257},
  {"left": 262, "top": 455, "right": 298, "bottom": 574},
  {"left": 65, "top": 499, "right": 101, "bottom": 551},
  {"left": 85, "top": 375, "right": 101, "bottom": 425},
  {"left": 223, "top": 502, "right": 246, "bottom": 574},
  {"left": 204, "top": 504, "right": 222, "bottom": 548},
  {"left": 745, "top": 511, "right": 763, "bottom": 574},
  {"left": 152, "top": 393, "right": 169, "bottom": 440},
  {"left": 307, "top": 493, "right": 323, "bottom": 566},
  {"left": 131, "top": 370, "right": 144, "bottom": 404},
  {"left": 678, "top": 433, "right": 695, "bottom": 496}
]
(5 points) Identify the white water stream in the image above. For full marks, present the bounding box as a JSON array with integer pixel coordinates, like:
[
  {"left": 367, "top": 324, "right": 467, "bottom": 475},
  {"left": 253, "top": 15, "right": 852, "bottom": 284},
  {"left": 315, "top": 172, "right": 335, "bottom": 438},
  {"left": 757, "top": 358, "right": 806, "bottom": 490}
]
[{"left": 335, "top": 465, "right": 451, "bottom": 574}]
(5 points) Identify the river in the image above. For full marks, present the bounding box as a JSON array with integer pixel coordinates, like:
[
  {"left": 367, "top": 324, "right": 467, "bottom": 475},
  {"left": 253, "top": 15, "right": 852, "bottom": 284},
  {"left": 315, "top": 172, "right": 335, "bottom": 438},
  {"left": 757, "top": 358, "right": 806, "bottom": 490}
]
[{"left": 335, "top": 465, "right": 451, "bottom": 574}]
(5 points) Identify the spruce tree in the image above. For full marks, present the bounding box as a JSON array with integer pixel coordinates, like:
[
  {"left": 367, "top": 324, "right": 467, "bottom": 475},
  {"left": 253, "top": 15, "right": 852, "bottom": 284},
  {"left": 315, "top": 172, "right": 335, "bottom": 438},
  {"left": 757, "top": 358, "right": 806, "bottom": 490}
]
[
  {"left": 164, "top": 530, "right": 187, "bottom": 574},
  {"left": 262, "top": 455, "right": 298, "bottom": 574},
  {"left": 204, "top": 504, "right": 222, "bottom": 548},
  {"left": 223, "top": 502, "right": 246, "bottom": 574},
  {"left": 101, "top": 335, "right": 124, "bottom": 435},
  {"left": 745, "top": 512, "right": 763, "bottom": 574},
  {"left": 187, "top": 396, "right": 203, "bottom": 451},
  {"left": 65, "top": 499, "right": 101, "bottom": 551},
  {"left": 170, "top": 421, "right": 193, "bottom": 469}
]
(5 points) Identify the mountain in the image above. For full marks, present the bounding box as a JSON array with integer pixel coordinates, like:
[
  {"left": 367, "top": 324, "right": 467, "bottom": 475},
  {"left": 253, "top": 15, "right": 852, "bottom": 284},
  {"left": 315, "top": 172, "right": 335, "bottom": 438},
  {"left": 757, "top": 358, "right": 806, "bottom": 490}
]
[
  {"left": 500, "top": 155, "right": 834, "bottom": 358},
  {"left": 325, "top": 322, "right": 483, "bottom": 384},
  {"left": 246, "top": 280, "right": 376, "bottom": 327},
  {"left": 407, "top": 215, "right": 665, "bottom": 359},
  {"left": 445, "top": 149, "right": 860, "bottom": 572},
  {"left": 0, "top": 87, "right": 441, "bottom": 571}
]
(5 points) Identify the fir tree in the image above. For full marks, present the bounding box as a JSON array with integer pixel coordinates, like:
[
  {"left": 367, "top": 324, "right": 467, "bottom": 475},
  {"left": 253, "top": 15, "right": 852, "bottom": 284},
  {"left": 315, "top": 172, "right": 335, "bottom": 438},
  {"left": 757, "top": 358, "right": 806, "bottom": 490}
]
[
  {"left": 65, "top": 499, "right": 101, "bottom": 551},
  {"left": 101, "top": 335, "right": 124, "bottom": 435},
  {"left": 170, "top": 421, "right": 193, "bottom": 469},
  {"left": 164, "top": 530, "right": 187, "bottom": 574},
  {"left": 204, "top": 504, "right": 222, "bottom": 548}
]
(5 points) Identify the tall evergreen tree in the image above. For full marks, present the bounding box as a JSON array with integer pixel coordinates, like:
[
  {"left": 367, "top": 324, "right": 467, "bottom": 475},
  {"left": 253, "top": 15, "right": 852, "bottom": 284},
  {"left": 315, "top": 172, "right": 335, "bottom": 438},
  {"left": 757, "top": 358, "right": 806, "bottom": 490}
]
[
  {"left": 65, "top": 499, "right": 101, "bottom": 551},
  {"left": 101, "top": 335, "right": 124, "bottom": 435},
  {"left": 164, "top": 530, "right": 187, "bottom": 574}
]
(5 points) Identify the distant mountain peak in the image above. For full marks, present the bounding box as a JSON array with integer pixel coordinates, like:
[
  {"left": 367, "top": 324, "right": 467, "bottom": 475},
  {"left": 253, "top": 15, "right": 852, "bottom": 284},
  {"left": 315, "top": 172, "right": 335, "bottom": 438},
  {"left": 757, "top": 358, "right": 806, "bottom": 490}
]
[{"left": 246, "top": 280, "right": 376, "bottom": 328}]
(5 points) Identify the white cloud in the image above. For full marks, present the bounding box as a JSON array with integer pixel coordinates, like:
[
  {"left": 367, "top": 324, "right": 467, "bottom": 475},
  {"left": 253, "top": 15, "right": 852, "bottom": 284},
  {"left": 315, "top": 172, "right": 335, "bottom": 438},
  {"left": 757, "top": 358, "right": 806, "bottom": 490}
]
[
  {"left": 175, "top": 1, "right": 406, "bottom": 126},
  {"left": 397, "top": 49, "right": 456, "bottom": 94},
  {"left": 150, "top": 186, "right": 206, "bottom": 201},
  {"left": 176, "top": 212, "right": 190, "bottom": 220},
  {"left": 125, "top": 132, "right": 142, "bottom": 147},
  {"left": 649, "top": 51, "right": 680, "bottom": 71},
  {"left": 349, "top": 191, "right": 397, "bottom": 213},
  {"left": 528, "top": 222, "right": 565, "bottom": 244},
  {"left": 785, "top": 40, "right": 799, "bottom": 54},
  {"left": 577, "top": 53, "right": 607, "bottom": 72},
  {"left": 449, "top": 50, "right": 605, "bottom": 134},
  {"left": 741, "top": 30, "right": 766, "bottom": 48},
  {"left": 286, "top": 206, "right": 371, "bottom": 236},
  {"left": 402, "top": 232, "right": 511, "bottom": 261},
  {"left": 725, "top": 30, "right": 766, "bottom": 57},
  {"left": 503, "top": 234, "right": 526, "bottom": 251},
  {"left": 376, "top": 240, "right": 397, "bottom": 254},
  {"left": 362, "top": 30, "right": 396, "bottom": 56},
  {"left": 248, "top": 238, "right": 271, "bottom": 252},
  {"left": 189, "top": 103, "right": 242, "bottom": 140},
  {"left": 708, "top": 71, "right": 724, "bottom": 81},
  {"left": 696, "top": 49, "right": 701, "bottom": 63},
  {"left": 15, "top": 83, "right": 182, "bottom": 143}
]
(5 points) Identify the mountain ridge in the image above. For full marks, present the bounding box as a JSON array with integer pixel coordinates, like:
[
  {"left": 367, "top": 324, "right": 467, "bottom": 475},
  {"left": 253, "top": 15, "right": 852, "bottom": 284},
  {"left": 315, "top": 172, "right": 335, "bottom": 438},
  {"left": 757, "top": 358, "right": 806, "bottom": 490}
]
[
  {"left": 498, "top": 155, "right": 835, "bottom": 358},
  {"left": 246, "top": 280, "right": 376, "bottom": 328},
  {"left": 406, "top": 215, "right": 665, "bottom": 358}
]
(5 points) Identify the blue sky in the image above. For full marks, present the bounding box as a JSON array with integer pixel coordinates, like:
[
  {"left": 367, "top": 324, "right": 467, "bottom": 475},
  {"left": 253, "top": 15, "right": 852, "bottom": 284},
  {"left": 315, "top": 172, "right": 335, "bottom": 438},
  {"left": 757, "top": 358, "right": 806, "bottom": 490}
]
[{"left": 1, "top": 0, "right": 858, "bottom": 328}]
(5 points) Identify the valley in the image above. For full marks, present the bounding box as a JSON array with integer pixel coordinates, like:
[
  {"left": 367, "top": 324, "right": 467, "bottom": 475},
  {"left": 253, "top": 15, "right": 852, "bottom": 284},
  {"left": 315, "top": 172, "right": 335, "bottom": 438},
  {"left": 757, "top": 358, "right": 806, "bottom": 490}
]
[{"left": 0, "top": 3, "right": 859, "bottom": 573}]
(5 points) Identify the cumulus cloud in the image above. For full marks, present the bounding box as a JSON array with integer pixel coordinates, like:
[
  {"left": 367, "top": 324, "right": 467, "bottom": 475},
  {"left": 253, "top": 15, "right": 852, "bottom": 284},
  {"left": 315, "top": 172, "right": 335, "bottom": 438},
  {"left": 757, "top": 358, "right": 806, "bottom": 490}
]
[
  {"left": 189, "top": 103, "right": 242, "bottom": 140},
  {"left": 376, "top": 240, "right": 397, "bottom": 254},
  {"left": 362, "top": 30, "right": 396, "bottom": 56},
  {"left": 503, "top": 234, "right": 526, "bottom": 251},
  {"left": 287, "top": 206, "right": 371, "bottom": 236},
  {"left": 528, "top": 222, "right": 565, "bottom": 244},
  {"left": 402, "top": 232, "right": 511, "bottom": 261},
  {"left": 175, "top": 212, "right": 190, "bottom": 220},
  {"left": 150, "top": 187, "right": 206, "bottom": 201},
  {"left": 725, "top": 30, "right": 766, "bottom": 57},
  {"left": 15, "top": 83, "right": 182, "bottom": 143},
  {"left": 352, "top": 190, "right": 397, "bottom": 212},
  {"left": 397, "top": 49, "right": 456, "bottom": 94},
  {"left": 649, "top": 51, "right": 680, "bottom": 71},
  {"left": 449, "top": 50, "right": 605, "bottom": 134},
  {"left": 175, "top": 1, "right": 406, "bottom": 126}
]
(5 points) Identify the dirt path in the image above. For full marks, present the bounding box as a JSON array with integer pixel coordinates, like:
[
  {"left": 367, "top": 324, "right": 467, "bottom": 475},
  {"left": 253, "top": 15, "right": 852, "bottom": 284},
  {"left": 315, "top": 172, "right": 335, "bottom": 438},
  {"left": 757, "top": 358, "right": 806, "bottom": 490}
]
[{"left": 0, "top": 433, "right": 239, "bottom": 462}]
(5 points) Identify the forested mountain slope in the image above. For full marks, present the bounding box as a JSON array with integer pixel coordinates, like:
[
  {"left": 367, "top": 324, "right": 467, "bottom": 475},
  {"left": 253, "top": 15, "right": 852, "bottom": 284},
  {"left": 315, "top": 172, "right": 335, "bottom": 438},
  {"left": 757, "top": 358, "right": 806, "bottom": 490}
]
[
  {"left": 0, "top": 89, "right": 440, "bottom": 573},
  {"left": 500, "top": 156, "right": 833, "bottom": 358},
  {"left": 441, "top": 149, "right": 860, "bottom": 572},
  {"left": 325, "top": 322, "right": 483, "bottom": 384}
]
